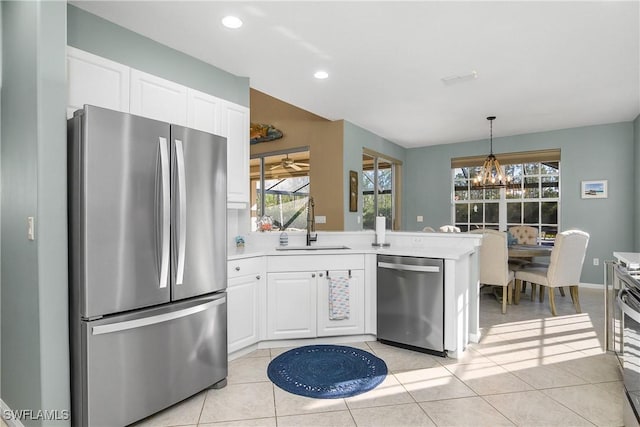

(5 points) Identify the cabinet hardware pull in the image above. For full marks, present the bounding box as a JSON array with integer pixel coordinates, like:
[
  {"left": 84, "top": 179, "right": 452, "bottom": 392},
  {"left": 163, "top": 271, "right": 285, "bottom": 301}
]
[
  {"left": 319, "top": 272, "right": 324, "bottom": 277},
  {"left": 256, "top": 275, "right": 261, "bottom": 280},
  {"left": 311, "top": 273, "right": 316, "bottom": 278},
  {"left": 235, "top": 266, "right": 240, "bottom": 271}
]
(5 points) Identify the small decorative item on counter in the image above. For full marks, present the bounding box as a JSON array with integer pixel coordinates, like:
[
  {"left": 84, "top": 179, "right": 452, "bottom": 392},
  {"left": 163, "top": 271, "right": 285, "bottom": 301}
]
[
  {"left": 235, "top": 235, "right": 245, "bottom": 248},
  {"left": 256, "top": 215, "right": 273, "bottom": 232},
  {"left": 279, "top": 231, "right": 288, "bottom": 246}
]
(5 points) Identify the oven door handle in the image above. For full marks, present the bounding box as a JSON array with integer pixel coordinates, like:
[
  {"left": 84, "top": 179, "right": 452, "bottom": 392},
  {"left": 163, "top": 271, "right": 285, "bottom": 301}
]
[{"left": 617, "top": 289, "right": 640, "bottom": 323}]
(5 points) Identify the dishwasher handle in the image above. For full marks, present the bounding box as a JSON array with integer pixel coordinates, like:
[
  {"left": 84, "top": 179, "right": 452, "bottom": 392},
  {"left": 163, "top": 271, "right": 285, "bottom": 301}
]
[{"left": 378, "top": 261, "right": 441, "bottom": 273}]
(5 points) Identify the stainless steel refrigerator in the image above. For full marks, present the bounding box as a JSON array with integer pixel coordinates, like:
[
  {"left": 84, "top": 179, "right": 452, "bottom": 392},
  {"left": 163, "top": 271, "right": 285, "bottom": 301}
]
[{"left": 68, "top": 105, "right": 228, "bottom": 427}]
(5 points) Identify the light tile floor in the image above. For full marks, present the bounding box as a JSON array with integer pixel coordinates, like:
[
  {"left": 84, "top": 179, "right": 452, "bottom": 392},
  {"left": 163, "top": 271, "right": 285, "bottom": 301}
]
[{"left": 132, "top": 287, "right": 623, "bottom": 426}]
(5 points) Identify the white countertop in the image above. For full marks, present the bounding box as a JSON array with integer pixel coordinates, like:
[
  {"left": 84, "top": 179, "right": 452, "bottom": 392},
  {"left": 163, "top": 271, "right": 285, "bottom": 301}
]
[
  {"left": 228, "top": 244, "right": 475, "bottom": 261},
  {"left": 228, "top": 230, "right": 481, "bottom": 261},
  {"left": 613, "top": 252, "right": 640, "bottom": 269}
]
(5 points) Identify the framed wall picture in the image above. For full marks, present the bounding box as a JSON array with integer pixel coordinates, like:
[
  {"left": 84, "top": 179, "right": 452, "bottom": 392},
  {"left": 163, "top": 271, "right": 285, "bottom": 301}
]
[
  {"left": 349, "top": 170, "right": 358, "bottom": 212},
  {"left": 581, "top": 180, "right": 608, "bottom": 199}
]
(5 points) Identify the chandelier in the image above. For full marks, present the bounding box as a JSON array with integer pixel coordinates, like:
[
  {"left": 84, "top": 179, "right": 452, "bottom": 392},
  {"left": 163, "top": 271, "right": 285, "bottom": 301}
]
[{"left": 473, "top": 116, "right": 512, "bottom": 188}]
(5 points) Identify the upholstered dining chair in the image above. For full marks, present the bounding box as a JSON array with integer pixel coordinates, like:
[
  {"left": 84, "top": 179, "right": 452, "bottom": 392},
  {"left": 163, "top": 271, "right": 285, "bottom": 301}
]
[
  {"left": 439, "top": 225, "right": 461, "bottom": 233},
  {"left": 470, "top": 229, "right": 515, "bottom": 314},
  {"left": 508, "top": 225, "right": 538, "bottom": 245},
  {"left": 508, "top": 225, "right": 542, "bottom": 295},
  {"left": 514, "top": 230, "right": 589, "bottom": 316}
]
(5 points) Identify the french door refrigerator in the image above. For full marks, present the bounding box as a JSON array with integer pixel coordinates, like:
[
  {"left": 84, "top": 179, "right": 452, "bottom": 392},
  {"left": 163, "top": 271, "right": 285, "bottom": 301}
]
[{"left": 68, "top": 105, "right": 228, "bottom": 427}]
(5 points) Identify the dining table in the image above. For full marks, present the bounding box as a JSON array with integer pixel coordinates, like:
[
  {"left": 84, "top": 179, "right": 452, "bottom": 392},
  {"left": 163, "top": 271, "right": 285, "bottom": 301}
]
[{"left": 508, "top": 244, "right": 553, "bottom": 258}]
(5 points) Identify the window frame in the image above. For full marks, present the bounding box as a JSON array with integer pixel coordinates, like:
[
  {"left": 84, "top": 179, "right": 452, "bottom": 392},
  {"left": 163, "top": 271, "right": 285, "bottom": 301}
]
[
  {"left": 250, "top": 147, "right": 310, "bottom": 232},
  {"left": 362, "top": 149, "right": 402, "bottom": 230},
  {"left": 451, "top": 154, "right": 560, "bottom": 239}
]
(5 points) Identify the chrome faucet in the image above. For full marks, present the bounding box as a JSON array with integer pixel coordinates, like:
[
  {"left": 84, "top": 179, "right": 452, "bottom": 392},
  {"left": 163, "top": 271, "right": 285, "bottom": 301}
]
[{"left": 306, "top": 196, "right": 317, "bottom": 246}]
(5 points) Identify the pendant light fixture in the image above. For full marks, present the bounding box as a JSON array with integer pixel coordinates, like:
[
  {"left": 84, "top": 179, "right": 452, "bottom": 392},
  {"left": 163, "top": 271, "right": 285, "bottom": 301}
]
[{"left": 473, "top": 116, "right": 512, "bottom": 188}]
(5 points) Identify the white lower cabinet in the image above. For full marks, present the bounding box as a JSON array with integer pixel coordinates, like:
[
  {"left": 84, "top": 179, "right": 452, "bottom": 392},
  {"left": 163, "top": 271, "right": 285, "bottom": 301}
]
[
  {"left": 317, "top": 269, "right": 364, "bottom": 337},
  {"left": 227, "top": 257, "right": 266, "bottom": 353},
  {"left": 266, "top": 272, "right": 317, "bottom": 340},
  {"left": 267, "top": 264, "right": 365, "bottom": 340}
]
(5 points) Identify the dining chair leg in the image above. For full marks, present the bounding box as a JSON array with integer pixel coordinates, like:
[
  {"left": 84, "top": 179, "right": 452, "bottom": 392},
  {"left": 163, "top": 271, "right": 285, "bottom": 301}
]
[
  {"left": 530, "top": 283, "right": 537, "bottom": 301},
  {"left": 548, "top": 286, "right": 557, "bottom": 316},
  {"left": 570, "top": 285, "right": 581, "bottom": 313},
  {"left": 559, "top": 287, "right": 566, "bottom": 297},
  {"left": 539, "top": 285, "right": 545, "bottom": 303},
  {"left": 502, "top": 286, "right": 507, "bottom": 314},
  {"left": 514, "top": 279, "right": 521, "bottom": 305},
  {"left": 508, "top": 282, "right": 513, "bottom": 305}
]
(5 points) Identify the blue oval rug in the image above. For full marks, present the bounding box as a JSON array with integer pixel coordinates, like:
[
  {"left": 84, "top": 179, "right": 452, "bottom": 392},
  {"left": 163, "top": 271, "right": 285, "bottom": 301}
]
[{"left": 267, "top": 345, "right": 388, "bottom": 399}]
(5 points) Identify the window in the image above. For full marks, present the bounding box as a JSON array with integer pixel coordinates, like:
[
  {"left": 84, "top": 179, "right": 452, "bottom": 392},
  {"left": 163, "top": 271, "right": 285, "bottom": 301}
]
[
  {"left": 250, "top": 148, "right": 310, "bottom": 231},
  {"left": 362, "top": 150, "right": 402, "bottom": 230},
  {"left": 452, "top": 150, "right": 560, "bottom": 240}
]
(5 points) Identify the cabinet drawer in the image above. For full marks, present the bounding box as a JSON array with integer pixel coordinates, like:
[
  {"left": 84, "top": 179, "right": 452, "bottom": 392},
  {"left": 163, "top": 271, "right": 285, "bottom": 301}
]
[
  {"left": 228, "top": 257, "right": 265, "bottom": 280},
  {"left": 267, "top": 254, "right": 364, "bottom": 272}
]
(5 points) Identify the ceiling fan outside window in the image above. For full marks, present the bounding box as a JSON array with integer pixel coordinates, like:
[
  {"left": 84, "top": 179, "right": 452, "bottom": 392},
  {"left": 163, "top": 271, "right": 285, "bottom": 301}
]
[{"left": 270, "top": 154, "right": 309, "bottom": 172}]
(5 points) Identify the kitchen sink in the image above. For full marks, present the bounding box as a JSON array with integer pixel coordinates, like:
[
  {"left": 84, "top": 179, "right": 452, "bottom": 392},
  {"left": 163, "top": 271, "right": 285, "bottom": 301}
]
[{"left": 275, "top": 245, "right": 351, "bottom": 251}]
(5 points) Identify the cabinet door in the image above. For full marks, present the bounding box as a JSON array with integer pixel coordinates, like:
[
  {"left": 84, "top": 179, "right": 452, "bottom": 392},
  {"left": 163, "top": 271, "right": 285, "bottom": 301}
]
[
  {"left": 67, "top": 46, "right": 130, "bottom": 118},
  {"left": 267, "top": 272, "right": 316, "bottom": 340},
  {"left": 227, "top": 274, "right": 261, "bottom": 353},
  {"left": 130, "top": 69, "right": 188, "bottom": 126},
  {"left": 186, "top": 88, "right": 223, "bottom": 135},
  {"left": 317, "top": 270, "right": 365, "bottom": 337},
  {"left": 219, "top": 101, "right": 249, "bottom": 208}
]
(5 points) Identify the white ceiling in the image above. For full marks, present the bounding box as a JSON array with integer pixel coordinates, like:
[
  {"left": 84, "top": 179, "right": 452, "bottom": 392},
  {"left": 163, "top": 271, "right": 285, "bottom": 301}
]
[{"left": 71, "top": 1, "right": 640, "bottom": 148}]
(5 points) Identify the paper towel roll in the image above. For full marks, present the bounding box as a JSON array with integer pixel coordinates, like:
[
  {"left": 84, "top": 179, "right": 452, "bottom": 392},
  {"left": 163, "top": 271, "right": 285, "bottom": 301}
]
[{"left": 376, "top": 216, "right": 386, "bottom": 244}]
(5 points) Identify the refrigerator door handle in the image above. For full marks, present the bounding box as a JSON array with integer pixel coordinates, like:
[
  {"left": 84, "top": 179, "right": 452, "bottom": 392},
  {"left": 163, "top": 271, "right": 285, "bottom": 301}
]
[
  {"left": 91, "top": 295, "right": 226, "bottom": 335},
  {"left": 175, "top": 139, "right": 187, "bottom": 286},
  {"left": 159, "top": 137, "right": 170, "bottom": 289}
]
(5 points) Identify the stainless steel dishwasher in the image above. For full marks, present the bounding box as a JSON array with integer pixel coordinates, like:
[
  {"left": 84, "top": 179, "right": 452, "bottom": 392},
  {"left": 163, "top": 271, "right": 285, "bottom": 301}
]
[{"left": 377, "top": 254, "right": 445, "bottom": 356}]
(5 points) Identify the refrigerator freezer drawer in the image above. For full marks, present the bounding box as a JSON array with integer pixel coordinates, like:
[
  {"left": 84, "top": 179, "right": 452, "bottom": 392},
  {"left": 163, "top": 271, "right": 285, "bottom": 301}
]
[{"left": 74, "top": 294, "right": 227, "bottom": 427}]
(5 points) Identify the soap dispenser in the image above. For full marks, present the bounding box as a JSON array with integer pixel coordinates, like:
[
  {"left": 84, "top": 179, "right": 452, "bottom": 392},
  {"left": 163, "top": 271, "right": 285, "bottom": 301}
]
[{"left": 279, "top": 231, "right": 288, "bottom": 247}]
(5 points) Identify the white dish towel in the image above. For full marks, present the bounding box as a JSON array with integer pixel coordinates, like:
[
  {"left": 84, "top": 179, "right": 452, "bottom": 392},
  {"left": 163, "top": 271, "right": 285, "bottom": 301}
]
[{"left": 328, "top": 274, "right": 350, "bottom": 320}]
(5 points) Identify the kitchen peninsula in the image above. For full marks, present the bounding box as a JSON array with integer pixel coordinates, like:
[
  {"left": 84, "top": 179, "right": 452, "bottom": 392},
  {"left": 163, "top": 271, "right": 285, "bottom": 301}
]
[{"left": 227, "top": 231, "right": 482, "bottom": 359}]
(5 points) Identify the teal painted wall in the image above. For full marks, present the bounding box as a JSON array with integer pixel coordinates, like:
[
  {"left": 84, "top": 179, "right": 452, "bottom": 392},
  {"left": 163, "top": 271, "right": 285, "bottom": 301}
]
[
  {"left": 343, "top": 121, "right": 406, "bottom": 231},
  {"left": 67, "top": 5, "right": 249, "bottom": 107},
  {"left": 404, "top": 122, "right": 635, "bottom": 284},
  {"left": 635, "top": 114, "right": 640, "bottom": 251},
  {"left": 1, "top": 1, "right": 70, "bottom": 425}
]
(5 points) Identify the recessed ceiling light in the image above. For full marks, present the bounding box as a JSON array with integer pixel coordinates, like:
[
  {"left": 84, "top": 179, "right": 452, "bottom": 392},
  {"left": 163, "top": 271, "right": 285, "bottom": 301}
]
[
  {"left": 222, "top": 16, "right": 243, "bottom": 29},
  {"left": 314, "top": 70, "right": 329, "bottom": 80}
]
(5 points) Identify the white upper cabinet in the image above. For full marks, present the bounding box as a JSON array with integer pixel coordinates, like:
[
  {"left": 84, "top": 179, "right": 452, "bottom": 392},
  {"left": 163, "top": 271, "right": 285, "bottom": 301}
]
[
  {"left": 187, "top": 89, "right": 249, "bottom": 207},
  {"left": 130, "top": 69, "right": 188, "bottom": 126},
  {"left": 186, "top": 88, "right": 223, "bottom": 135},
  {"left": 67, "top": 47, "right": 249, "bottom": 208},
  {"left": 66, "top": 46, "right": 130, "bottom": 118},
  {"left": 219, "top": 102, "right": 250, "bottom": 208}
]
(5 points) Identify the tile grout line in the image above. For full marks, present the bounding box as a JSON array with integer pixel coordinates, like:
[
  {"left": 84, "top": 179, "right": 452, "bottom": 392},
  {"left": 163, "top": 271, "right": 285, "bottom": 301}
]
[{"left": 195, "top": 389, "right": 207, "bottom": 426}]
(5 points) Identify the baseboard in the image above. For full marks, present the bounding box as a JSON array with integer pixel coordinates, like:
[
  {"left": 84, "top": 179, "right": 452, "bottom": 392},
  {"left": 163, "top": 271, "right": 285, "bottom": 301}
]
[
  {"left": 580, "top": 282, "right": 603, "bottom": 289},
  {"left": 0, "top": 399, "right": 25, "bottom": 427},
  {"left": 257, "top": 335, "right": 377, "bottom": 351}
]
